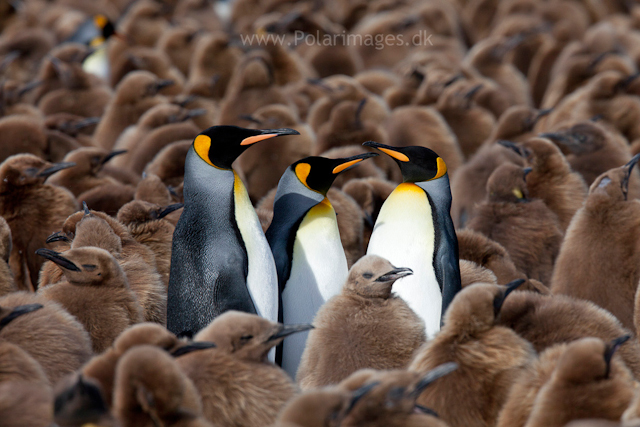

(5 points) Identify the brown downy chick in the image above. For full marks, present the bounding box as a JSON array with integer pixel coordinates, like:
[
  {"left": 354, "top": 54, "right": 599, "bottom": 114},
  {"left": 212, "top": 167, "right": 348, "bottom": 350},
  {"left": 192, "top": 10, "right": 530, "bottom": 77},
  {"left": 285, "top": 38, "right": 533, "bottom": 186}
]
[
  {"left": 456, "top": 229, "right": 549, "bottom": 294},
  {"left": 0, "top": 154, "right": 78, "bottom": 290},
  {"left": 0, "top": 115, "right": 48, "bottom": 163},
  {"left": 0, "top": 28, "right": 55, "bottom": 83},
  {"left": 76, "top": 184, "right": 136, "bottom": 217},
  {"left": 524, "top": 336, "right": 635, "bottom": 427},
  {"left": 409, "top": 280, "right": 535, "bottom": 427},
  {"left": 551, "top": 155, "right": 640, "bottom": 331},
  {"left": 143, "top": 140, "right": 191, "bottom": 191},
  {"left": 460, "top": 260, "right": 498, "bottom": 288},
  {"left": 47, "top": 147, "right": 129, "bottom": 197},
  {"left": 450, "top": 142, "right": 525, "bottom": 228},
  {"left": 109, "top": 47, "right": 185, "bottom": 96},
  {"left": 466, "top": 163, "right": 564, "bottom": 285},
  {"left": 0, "top": 79, "right": 42, "bottom": 118},
  {"left": 134, "top": 173, "right": 174, "bottom": 206},
  {"left": 177, "top": 310, "right": 312, "bottom": 426},
  {"left": 498, "top": 290, "right": 640, "bottom": 380},
  {"left": 435, "top": 80, "right": 496, "bottom": 159},
  {"left": 541, "top": 120, "right": 640, "bottom": 196},
  {"left": 500, "top": 137, "right": 589, "bottom": 231},
  {"left": 340, "top": 364, "right": 457, "bottom": 427},
  {"left": 489, "top": 105, "right": 553, "bottom": 143},
  {"left": 297, "top": 255, "right": 425, "bottom": 390},
  {"left": 237, "top": 105, "right": 315, "bottom": 203},
  {"left": 117, "top": 200, "right": 182, "bottom": 288},
  {"left": 93, "top": 71, "right": 172, "bottom": 150},
  {"left": 37, "top": 56, "right": 113, "bottom": 119},
  {"left": 53, "top": 373, "right": 119, "bottom": 427},
  {"left": 274, "top": 383, "right": 375, "bottom": 427},
  {"left": 41, "top": 211, "right": 165, "bottom": 325},
  {"left": 0, "top": 216, "right": 15, "bottom": 296},
  {"left": 157, "top": 24, "right": 202, "bottom": 77},
  {"left": 463, "top": 35, "right": 533, "bottom": 107},
  {"left": 314, "top": 98, "right": 390, "bottom": 156},
  {"left": 81, "top": 322, "right": 193, "bottom": 408},
  {"left": 0, "top": 307, "right": 53, "bottom": 427},
  {"left": 113, "top": 345, "right": 212, "bottom": 427},
  {"left": 186, "top": 32, "right": 242, "bottom": 100},
  {"left": 357, "top": 69, "right": 400, "bottom": 97},
  {"left": 37, "top": 247, "right": 144, "bottom": 353},
  {"left": 218, "top": 53, "right": 293, "bottom": 127},
  {"left": 0, "top": 291, "right": 92, "bottom": 384}
]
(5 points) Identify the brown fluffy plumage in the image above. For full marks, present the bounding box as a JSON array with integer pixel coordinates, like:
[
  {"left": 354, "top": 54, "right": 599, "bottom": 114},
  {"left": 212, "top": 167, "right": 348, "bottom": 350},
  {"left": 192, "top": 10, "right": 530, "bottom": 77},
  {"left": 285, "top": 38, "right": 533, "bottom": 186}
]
[
  {"left": 297, "top": 255, "right": 425, "bottom": 390},
  {"left": 409, "top": 281, "right": 535, "bottom": 427}
]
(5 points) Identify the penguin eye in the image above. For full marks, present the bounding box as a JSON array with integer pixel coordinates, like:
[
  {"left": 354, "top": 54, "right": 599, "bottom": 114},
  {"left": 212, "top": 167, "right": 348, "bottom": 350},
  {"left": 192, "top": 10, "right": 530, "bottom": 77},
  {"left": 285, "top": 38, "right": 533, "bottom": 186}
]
[
  {"left": 240, "top": 335, "right": 253, "bottom": 342},
  {"left": 24, "top": 167, "right": 38, "bottom": 177},
  {"left": 82, "top": 264, "right": 97, "bottom": 271},
  {"left": 362, "top": 273, "right": 373, "bottom": 279}
]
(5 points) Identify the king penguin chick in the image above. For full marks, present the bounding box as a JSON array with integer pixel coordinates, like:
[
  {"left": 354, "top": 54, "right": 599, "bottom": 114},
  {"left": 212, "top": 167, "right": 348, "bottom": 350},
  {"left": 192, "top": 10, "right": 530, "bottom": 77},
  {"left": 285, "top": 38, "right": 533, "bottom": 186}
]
[
  {"left": 364, "top": 142, "right": 461, "bottom": 339},
  {"left": 117, "top": 200, "right": 183, "bottom": 289},
  {"left": 499, "top": 137, "right": 589, "bottom": 231},
  {"left": 0, "top": 154, "right": 78, "bottom": 290},
  {"left": 466, "top": 163, "right": 564, "bottom": 285},
  {"left": 37, "top": 247, "right": 145, "bottom": 353},
  {"left": 53, "top": 373, "right": 119, "bottom": 427},
  {"left": 297, "top": 254, "right": 425, "bottom": 390},
  {"left": 551, "top": 154, "right": 640, "bottom": 331},
  {"left": 266, "top": 152, "right": 377, "bottom": 376},
  {"left": 176, "top": 310, "right": 312, "bottom": 427},
  {"left": 524, "top": 336, "right": 635, "bottom": 427},
  {"left": 409, "top": 280, "right": 535, "bottom": 427},
  {"left": 113, "top": 345, "right": 212, "bottom": 427},
  {"left": 498, "top": 290, "right": 640, "bottom": 380},
  {"left": 0, "top": 291, "right": 92, "bottom": 384},
  {"left": 0, "top": 216, "right": 15, "bottom": 296},
  {"left": 168, "top": 126, "right": 299, "bottom": 339},
  {"left": 93, "top": 71, "right": 172, "bottom": 150}
]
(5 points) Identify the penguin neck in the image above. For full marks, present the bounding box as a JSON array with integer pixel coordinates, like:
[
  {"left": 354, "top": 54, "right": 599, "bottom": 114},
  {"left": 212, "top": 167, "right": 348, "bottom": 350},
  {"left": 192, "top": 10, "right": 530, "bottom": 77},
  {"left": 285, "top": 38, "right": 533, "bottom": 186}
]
[
  {"left": 274, "top": 169, "right": 325, "bottom": 206},
  {"left": 414, "top": 174, "right": 452, "bottom": 211},
  {"left": 183, "top": 146, "right": 235, "bottom": 204}
]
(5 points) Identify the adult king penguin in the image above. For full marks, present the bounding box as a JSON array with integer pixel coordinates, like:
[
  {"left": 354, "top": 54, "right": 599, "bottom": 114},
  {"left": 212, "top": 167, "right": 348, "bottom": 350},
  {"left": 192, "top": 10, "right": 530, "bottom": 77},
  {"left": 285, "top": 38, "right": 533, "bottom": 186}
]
[
  {"left": 266, "top": 153, "right": 378, "bottom": 377},
  {"left": 363, "top": 141, "right": 461, "bottom": 339},
  {"left": 167, "top": 125, "right": 300, "bottom": 340}
]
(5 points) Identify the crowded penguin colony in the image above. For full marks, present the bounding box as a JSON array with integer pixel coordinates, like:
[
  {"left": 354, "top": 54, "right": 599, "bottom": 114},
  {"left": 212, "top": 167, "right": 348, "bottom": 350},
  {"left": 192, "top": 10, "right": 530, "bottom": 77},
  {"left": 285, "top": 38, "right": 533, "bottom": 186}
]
[{"left": 5, "top": 0, "right": 640, "bottom": 426}]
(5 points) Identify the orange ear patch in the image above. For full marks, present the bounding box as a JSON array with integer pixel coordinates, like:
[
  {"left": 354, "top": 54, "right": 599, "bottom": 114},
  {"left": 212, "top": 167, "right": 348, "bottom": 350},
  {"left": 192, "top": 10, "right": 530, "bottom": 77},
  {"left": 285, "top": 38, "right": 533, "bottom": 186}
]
[
  {"left": 295, "top": 163, "right": 312, "bottom": 190},
  {"left": 432, "top": 157, "right": 447, "bottom": 180},
  {"left": 194, "top": 134, "right": 214, "bottom": 167}
]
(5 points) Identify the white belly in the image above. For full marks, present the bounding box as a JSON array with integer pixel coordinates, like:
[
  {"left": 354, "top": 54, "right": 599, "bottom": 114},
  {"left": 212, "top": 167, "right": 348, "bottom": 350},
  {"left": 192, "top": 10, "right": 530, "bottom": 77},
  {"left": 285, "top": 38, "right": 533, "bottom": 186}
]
[
  {"left": 233, "top": 173, "right": 279, "bottom": 323},
  {"left": 281, "top": 198, "right": 348, "bottom": 377},
  {"left": 367, "top": 183, "right": 442, "bottom": 338}
]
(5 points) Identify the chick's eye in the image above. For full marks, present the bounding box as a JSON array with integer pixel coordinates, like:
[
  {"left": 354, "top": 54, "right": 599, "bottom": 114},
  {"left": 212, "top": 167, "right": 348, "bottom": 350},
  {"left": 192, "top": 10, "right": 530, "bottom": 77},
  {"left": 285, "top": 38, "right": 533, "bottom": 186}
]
[
  {"left": 240, "top": 335, "right": 253, "bottom": 342},
  {"left": 362, "top": 273, "right": 373, "bottom": 279}
]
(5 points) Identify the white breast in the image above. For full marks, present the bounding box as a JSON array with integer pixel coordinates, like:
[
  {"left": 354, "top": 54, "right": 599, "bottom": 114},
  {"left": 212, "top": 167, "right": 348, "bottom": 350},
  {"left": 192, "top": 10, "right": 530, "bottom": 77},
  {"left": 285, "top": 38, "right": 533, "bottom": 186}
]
[
  {"left": 367, "top": 183, "right": 442, "bottom": 338},
  {"left": 281, "top": 198, "right": 348, "bottom": 377},
  {"left": 233, "top": 173, "right": 279, "bottom": 323}
]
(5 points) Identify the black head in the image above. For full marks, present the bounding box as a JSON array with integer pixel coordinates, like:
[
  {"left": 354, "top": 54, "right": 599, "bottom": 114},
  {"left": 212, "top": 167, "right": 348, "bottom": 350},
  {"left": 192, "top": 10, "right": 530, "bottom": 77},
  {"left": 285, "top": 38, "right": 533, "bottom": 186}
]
[
  {"left": 363, "top": 141, "right": 447, "bottom": 183},
  {"left": 291, "top": 153, "right": 378, "bottom": 195},
  {"left": 193, "top": 125, "right": 299, "bottom": 170}
]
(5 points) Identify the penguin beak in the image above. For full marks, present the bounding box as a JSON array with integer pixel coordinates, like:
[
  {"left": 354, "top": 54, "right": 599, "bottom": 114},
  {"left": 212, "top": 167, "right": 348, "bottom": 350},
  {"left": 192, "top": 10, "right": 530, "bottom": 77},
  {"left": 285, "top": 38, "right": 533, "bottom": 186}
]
[
  {"left": 184, "top": 108, "right": 207, "bottom": 120},
  {"left": 415, "top": 405, "right": 439, "bottom": 417},
  {"left": 539, "top": 132, "right": 571, "bottom": 146},
  {"left": 35, "top": 248, "right": 81, "bottom": 272},
  {"left": 38, "top": 162, "right": 76, "bottom": 178},
  {"left": 267, "top": 323, "right": 314, "bottom": 342},
  {"left": 535, "top": 107, "right": 553, "bottom": 120},
  {"left": 157, "top": 203, "right": 184, "bottom": 219},
  {"left": 493, "top": 279, "right": 525, "bottom": 317},
  {"left": 170, "top": 341, "right": 217, "bottom": 357},
  {"left": 604, "top": 335, "right": 630, "bottom": 378},
  {"left": 375, "top": 267, "right": 413, "bottom": 283},
  {"left": 332, "top": 153, "right": 379, "bottom": 174},
  {"left": 363, "top": 141, "right": 410, "bottom": 162},
  {"left": 496, "top": 140, "right": 525, "bottom": 157},
  {"left": 463, "top": 83, "right": 483, "bottom": 100},
  {"left": 46, "top": 231, "right": 70, "bottom": 244},
  {"left": 622, "top": 153, "right": 640, "bottom": 199},
  {"left": 410, "top": 362, "right": 458, "bottom": 398},
  {"left": 0, "top": 304, "right": 43, "bottom": 330},
  {"left": 616, "top": 73, "right": 640, "bottom": 92},
  {"left": 73, "top": 117, "right": 101, "bottom": 131},
  {"left": 240, "top": 128, "right": 300, "bottom": 146},
  {"left": 344, "top": 381, "right": 379, "bottom": 416},
  {"left": 16, "top": 80, "right": 42, "bottom": 98},
  {"left": 100, "top": 150, "right": 127, "bottom": 165},
  {"left": 152, "top": 79, "right": 175, "bottom": 94}
]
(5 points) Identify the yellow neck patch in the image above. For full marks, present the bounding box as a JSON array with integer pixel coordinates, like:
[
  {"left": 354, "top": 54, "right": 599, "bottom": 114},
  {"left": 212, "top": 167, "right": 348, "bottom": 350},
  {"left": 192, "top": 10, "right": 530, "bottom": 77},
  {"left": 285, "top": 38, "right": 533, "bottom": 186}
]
[
  {"left": 432, "top": 157, "right": 447, "bottom": 180},
  {"left": 194, "top": 134, "right": 216, "bottom": 168},
  {"left": 295, "top": 163, "right": 312, "bottom": 190}
]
